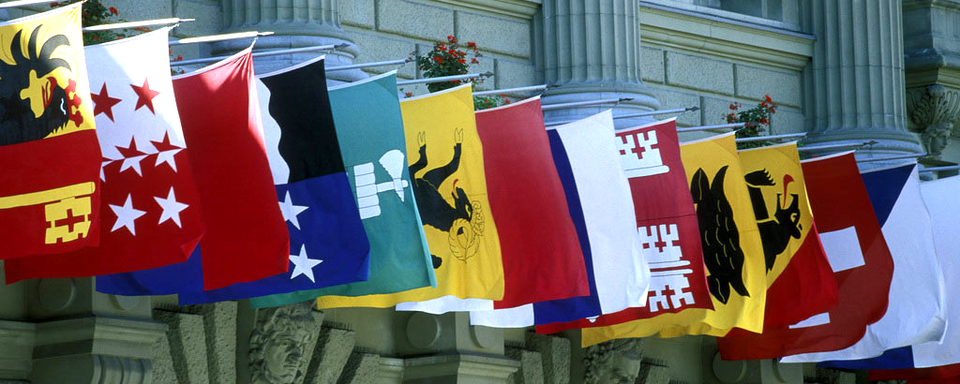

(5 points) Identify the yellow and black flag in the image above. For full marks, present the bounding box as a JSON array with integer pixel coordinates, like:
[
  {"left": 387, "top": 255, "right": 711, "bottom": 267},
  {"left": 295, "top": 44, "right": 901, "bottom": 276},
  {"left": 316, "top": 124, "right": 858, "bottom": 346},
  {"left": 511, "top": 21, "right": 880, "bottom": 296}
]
[
  {"left": 581, "top": 132, "right": 766, "bottom": 346},
  {"left": 0, "top": 3, "right": 101, "bottom": 259}
]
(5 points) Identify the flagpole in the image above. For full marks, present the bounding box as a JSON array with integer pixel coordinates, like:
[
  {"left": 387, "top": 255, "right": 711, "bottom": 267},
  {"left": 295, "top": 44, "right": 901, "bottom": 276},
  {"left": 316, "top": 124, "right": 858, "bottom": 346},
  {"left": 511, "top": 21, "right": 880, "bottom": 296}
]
[
  {"left": 856, "top": 153, "right": 926, "bottom": 163},
  {"left": 171, "top": 44, "right": 342, "bottom": 66},
  {"left": 396, "top": 72, "right": 494, "bottom": 86},
  {"left": 540, "top": 98, "right": 632, "bottom": 111},
  {"left": 544, "top": 106, "right": 698, "bottom": 127},
  {"left": 326, "top": 57, "right": 413, "bottom": 72},
  {"left": 168, "top": 31, "right": 274, "bottom": 46},
  {"left": 473, "top": 84, "right": 552, "bottom": 96},
  {"left": 83, "top": 18, "right": 193, "bottom": 32},
  {"left": 919, "top": 165, "right": 960, "bottom": 173},
  {"left": 796, "top": 141, "right": 878, "bottom": 153},
  {"left": 614, "top": 106, "right": 699, "bottom": 120},
  {"left": 735, "top": 132, "right": 808, "bottom": 143},
  {"left": 675, "top": 122, "right": 745, "bottom": 133},
  {"left": 0, "top": 0, "right": 60, "bottom": 8}
]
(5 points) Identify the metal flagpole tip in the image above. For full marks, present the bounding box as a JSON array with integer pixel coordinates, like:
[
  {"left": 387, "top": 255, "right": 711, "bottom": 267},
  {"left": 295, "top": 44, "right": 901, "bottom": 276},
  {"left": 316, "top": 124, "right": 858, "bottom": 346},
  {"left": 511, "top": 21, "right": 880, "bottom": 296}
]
[{"left": 687, "top": 106, "right": 700, "bottom": 112}]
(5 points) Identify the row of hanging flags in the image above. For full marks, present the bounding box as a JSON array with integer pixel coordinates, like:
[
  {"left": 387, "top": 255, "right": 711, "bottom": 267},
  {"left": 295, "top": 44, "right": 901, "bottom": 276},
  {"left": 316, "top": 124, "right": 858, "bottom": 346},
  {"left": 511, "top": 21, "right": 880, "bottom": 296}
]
[{"left": 3, "top": 5, "right": 960, "bottom": 380}]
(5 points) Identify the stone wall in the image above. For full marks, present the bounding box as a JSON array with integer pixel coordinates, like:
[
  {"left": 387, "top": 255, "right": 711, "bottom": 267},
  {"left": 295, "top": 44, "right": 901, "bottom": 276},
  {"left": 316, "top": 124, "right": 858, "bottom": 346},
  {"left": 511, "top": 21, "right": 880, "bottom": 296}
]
[{"left": 638, "top": 1, "right": 812, "bottom": 133}]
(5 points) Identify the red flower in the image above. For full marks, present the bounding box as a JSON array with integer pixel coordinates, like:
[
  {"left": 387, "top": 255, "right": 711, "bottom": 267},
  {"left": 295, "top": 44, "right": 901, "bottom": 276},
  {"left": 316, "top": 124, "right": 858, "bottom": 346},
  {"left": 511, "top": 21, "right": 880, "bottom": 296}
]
[
  {"left": 760, "top": 118, "right": 769, "bottom": 124},
  {"left": 175, "top": 55, "right": 183, "bottom": 61},
  {"left": 457, "top": 58, "right": 466, "bottom": 64},
  {"left": 764, "top": 94, "right": 773, "bottom": 103},
  {"left": 447, "top": 35, "right": 457, "bottom": 44},
  {"left": 729, "top": 103, "right": 736, "bottom": 110},
  {"left": 505, "top": 98, "right": 511, "bottom": 104},
  {"left": 466, "top": 41, "right": 477, "bottom": 48},
  {"left": 433, "top": 56, "right": 443, "bottom": 64},
  {"left": 109, "top": 6, "right": 119, "bottom": 16},
  {"left": 437, "top": 42, "right": 446, "bottom": 51},
  {"left": 471, "top": 58, "right": 479, "bottom": 64},
  {"left": 405, "top": 92, "right": 413, "bottom": 97}
]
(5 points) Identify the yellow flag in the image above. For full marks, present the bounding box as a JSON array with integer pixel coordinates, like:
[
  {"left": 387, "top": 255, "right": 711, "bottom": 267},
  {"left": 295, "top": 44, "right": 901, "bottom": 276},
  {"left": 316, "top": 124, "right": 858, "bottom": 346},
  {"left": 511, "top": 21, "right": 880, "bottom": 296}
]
[
  {"left": 733, "top": 142, "right": 837, "bottom": 327},
  {"left": 738, "top": 142, "right": 813, "bottom": 285},
  {"left": 581, "top": 132, "right": 766, "bottom": 346},
  {"left": 318, "top": 85, "right": 504, "bottom": 308},
  {"left": 0, "top": 3, "right": 101, "bottom": 260},
  {"left": 0, "top": 3, "right": 95, "bottom": 138}
]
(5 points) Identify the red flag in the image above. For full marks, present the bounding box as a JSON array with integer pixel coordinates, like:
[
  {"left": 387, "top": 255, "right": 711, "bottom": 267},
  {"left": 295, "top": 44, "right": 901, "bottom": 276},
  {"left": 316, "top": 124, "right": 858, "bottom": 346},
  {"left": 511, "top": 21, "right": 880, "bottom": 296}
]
[
  {"left": 716, "top": 152, "right": 893, "bottom": 359},
  {"left": 0, "top": 4, "right": 102, "bottom": 260},
  {"left": 474, "top": 97, "right": 588, "bottom": 308},
  {"left": 536, "top": 117, "right": 711, "bottom": 334},
  {"left": 5, "top": 29, "right": 205, "bottom": 281},
  {"left": 169, "top": 49, "right": 289, "bottom": 290}
]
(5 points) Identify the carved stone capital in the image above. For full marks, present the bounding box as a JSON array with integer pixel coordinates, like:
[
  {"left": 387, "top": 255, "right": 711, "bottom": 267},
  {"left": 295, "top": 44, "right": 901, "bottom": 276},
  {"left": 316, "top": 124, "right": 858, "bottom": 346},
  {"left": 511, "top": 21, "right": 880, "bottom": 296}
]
[{"left": 907, "top": 84, "right": 960, "bottom": 159}]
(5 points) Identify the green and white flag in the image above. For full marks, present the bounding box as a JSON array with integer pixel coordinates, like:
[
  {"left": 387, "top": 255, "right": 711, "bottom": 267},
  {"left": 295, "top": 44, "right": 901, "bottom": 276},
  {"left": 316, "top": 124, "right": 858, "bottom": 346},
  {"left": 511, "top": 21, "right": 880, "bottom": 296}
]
[{"left": 250, "top": 71, "right": 435, "bottom": 308}]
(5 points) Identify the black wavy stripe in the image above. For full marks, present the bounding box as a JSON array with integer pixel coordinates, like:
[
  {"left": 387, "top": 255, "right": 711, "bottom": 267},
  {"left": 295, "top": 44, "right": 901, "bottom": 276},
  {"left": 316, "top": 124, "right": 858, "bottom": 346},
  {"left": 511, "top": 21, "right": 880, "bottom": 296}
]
[{"left": 260, "top": 59, "right": 346, "bottom": 182}]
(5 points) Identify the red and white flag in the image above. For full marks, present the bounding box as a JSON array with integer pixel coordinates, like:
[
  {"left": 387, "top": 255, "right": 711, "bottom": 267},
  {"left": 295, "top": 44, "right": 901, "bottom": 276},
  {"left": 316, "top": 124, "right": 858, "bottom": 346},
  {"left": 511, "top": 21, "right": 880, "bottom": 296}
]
[
  {"left": 5, "top": 28, "right": 204, "bottom": 282},
  {"left": 170, "top": 47, "right": 289, "bottom": 290}
]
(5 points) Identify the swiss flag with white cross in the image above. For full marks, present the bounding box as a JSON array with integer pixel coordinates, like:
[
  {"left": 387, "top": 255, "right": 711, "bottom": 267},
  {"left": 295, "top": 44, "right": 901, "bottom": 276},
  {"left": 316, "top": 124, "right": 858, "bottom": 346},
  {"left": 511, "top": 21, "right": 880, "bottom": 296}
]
[{"left": 5, "top": 28, "right": 204, "bottom": 282}]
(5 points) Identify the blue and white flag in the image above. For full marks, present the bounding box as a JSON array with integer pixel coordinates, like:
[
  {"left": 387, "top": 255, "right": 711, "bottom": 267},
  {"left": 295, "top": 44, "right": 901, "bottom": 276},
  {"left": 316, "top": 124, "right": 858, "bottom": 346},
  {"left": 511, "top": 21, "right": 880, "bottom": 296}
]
[
  {"left": 784, "top": 163, "right": 946, "bottom": 363},
  {"left": 469, "top": 110, "right": 650, "bottom": 327},
  {"left": 817, "top": 173, "right": 960, "bottom": 369}
]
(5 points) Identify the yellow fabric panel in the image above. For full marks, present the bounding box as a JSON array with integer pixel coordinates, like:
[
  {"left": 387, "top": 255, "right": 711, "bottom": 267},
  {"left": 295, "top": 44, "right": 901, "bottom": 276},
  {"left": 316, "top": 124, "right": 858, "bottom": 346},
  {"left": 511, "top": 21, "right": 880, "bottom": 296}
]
[
  {"left": 318, "top": 85, "right": 504, "bottom": 308},
  {"left": 581, "top": 133, "right": 766, "bottom": 346},
  {"left": 737, "top": 142, "right": 813, "bottom": 286},
  {"left": 0, "top": 3, "right": 96, "bottom": 137}
]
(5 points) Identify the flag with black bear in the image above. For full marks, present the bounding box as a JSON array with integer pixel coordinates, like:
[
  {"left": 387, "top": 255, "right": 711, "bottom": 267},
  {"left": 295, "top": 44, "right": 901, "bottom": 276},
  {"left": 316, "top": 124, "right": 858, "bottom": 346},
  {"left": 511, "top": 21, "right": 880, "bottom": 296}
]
[
  {"left": 0, "top": 3, "right": 102, "bottom": 259},
  {"left": 716, "top": 142, "right": 839, "bottom": 358},
  {"left": 716, "top": 152, "right": 894, "bottom": 359},
  {"left": 317, "top": 84, "right": 505, "bottom": 309}
]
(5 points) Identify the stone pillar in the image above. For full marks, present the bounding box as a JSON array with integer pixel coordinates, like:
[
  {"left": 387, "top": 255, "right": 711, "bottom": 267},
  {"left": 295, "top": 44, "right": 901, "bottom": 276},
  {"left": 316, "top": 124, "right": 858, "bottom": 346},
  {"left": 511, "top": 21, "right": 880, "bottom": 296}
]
[
  {"left": 801, "top": 0, "right": 923, "bottom": 166},
  {"left": 536, "top": 0, "right": 661, "bottom": 129},
  {"left": 216, "top": 0, "right": 365, "bottom": 83}
]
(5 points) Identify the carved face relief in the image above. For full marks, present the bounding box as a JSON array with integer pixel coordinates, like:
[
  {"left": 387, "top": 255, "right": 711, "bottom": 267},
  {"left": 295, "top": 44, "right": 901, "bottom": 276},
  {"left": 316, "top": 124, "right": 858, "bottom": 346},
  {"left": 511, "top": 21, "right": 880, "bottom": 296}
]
[
  {"left": 584, "top": 338, "right": 643, "bottom": 384},
  {"left": 249, "top": 302, "right": 315, "bottom": 384},
  {"left": 596, "top": 354, "right": 641, "bottom": 384},
  {"left": 262, "top": 332, "right": 307, "bottom": 384}
]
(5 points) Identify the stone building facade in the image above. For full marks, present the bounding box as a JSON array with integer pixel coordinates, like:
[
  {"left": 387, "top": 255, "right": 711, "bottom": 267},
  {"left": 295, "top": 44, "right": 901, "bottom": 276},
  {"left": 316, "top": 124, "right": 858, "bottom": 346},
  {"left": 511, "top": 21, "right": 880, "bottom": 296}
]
[{"left": 0, "top": 0, "right": 955, "bottom": 383}]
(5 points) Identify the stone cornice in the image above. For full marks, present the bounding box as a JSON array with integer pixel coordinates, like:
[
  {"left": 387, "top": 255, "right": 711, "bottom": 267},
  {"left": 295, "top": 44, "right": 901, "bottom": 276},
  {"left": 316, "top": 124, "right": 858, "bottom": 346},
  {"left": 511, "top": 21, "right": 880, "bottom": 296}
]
[
  {"left": 639, "top": 3, "right": 814, "bottom": 72},
  {"left": 33, "top": 316, "right": 167, "bottom": 360},
  {"left": 428, "top": 0, "right": 541, "bottom": 20},
  {"left": 904, "top": 0, "right": 960, "bottom": 12}
]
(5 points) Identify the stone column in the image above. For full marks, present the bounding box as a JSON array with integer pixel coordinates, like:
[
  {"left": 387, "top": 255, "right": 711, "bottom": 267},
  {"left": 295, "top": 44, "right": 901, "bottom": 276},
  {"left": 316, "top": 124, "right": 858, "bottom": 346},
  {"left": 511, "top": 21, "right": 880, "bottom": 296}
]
[
  {"left": 215, "top": 0, "right": 365, "bottom": 83},
  {"left": 536, "top": 0, "right": 661, "bottom": 129},
  {"left": 801, "top": 0, "right": 924, "bottom": 166}
]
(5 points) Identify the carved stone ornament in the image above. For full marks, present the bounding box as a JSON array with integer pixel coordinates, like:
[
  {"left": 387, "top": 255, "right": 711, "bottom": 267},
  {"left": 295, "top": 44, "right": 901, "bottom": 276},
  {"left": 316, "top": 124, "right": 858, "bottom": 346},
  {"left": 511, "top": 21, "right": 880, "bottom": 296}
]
[
  {"left": 583, "top": 338, "right": 643, "bottom": 384},
  {"left": 249, "top": 301, "right": 316, "bottom": 384},
  {"left": 906, "top": 84, "right": 960, "bottom": 159}
]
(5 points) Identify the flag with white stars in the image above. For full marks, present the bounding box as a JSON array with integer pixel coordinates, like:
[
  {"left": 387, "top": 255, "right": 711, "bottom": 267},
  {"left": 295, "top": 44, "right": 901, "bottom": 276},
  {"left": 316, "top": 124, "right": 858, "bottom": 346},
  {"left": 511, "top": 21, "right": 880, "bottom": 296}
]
[
  {"left": 175, "top": 56, "right": 370, "bottom": 305},
  {"left": 5, "top": 27, "right": 204, "bottom": 282},
  {"left": 251, "top": 72, "right": 435, "bottom": 309},
  {"left": 97, "top": 45, "right": 290, "bottom": 292}
]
